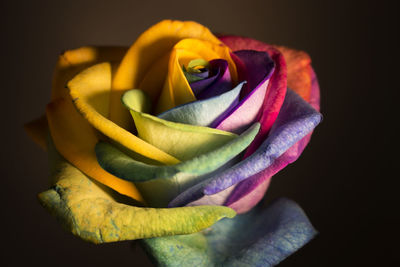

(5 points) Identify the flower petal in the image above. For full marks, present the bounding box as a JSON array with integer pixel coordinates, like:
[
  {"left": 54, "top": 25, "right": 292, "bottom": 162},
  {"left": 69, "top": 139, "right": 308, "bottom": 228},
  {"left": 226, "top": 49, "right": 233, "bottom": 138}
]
[
  {"left": 212, "top": 50, "right": 275, "bottom": 133},
  {"left": 194, "top": 59, "right": 232, "bottom": 100},
  {"left": 158, "top": 82, "right": 244, "bottom": 127},
  {"left": 309, "top": 67, "right": 321, "bottom": 111},
  {"left": 51, "top": 46, "right": 127, "bottom": 101},
  {"left": 141, "top": 198, "right": 317, "bottom": 266},
  {"left": 156, "top": 38, "right": 237, "bottom": 113},
  {"left": 224, "top": 66, "right": 321, "bottom": 213},
  {"left": 45, "top": 46, "right": 148, "bottom": 200},
  {"left": 38, "top": 140, "right": 236, "bottom": 244},
  {"left": 204, "top": 89, "right": 322, "bottom": 194},
  {"left": 169, "top": 89, "right": 322, "bottom": 207},
  {"left": 219, "top": 36, "right": 288, "bottom": 157},
  {"left": 46, "top": 98, "right": 143, "bottom": 202},
  {"left": 111, "top": 20, "right": 223, "bottom": 129},
  {"left": 96, "top": 123, "right": 260, "bottom": 207},
  {"left": 24, "top": 115, "right": 48, "bottom": 150},
  {"left": 123, "top": 89, "right": 237, "bottom": 161},
  {"left": 273, "top": 45, "right": 312, "bottom": 101},
  {"left": 68, "top": 62, "right": 179, "bottom": 165}
]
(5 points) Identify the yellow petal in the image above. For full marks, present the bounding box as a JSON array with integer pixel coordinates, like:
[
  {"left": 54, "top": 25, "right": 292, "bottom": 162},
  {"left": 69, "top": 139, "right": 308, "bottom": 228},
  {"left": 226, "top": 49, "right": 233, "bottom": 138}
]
[
  {"left": 68, "top": 62, "right": 179, "bottom": 165},
  {"left": 156, "top": 38, "right": 238, "bottom": 113},
  {"left": 111, "top": 20, "right": 222, "bottom": 130},
  {"left": 24, "top": 115, "right": 48, "bottom": 150},
  {"left": 51, "top": 46, "right": 127, "bottom": 100},
  {"left": 39, "top": 142, "right": 235, "bottom": 243},
  {"left": 46, "top": 97, "right": 144, "bottom": 202}
]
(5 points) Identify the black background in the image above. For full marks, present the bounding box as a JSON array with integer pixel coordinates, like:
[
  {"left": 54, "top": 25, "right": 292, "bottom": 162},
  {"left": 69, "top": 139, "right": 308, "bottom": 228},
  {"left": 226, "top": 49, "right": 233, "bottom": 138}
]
[{"left": 1, "top": 0, "right": 393, "bottom": 266}]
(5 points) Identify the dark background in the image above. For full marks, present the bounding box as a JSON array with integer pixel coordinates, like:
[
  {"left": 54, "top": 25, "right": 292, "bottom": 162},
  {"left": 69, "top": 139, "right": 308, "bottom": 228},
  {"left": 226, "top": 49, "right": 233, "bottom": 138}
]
[{"left": 1, "top": 0, "right": 392, "bottom": 266}]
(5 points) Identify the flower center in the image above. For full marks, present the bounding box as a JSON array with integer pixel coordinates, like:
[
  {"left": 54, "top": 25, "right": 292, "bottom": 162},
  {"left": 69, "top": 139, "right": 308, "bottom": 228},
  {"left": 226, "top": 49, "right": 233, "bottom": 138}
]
[{"left": 183, "top": 58, "right": 210, "bottom": 83}]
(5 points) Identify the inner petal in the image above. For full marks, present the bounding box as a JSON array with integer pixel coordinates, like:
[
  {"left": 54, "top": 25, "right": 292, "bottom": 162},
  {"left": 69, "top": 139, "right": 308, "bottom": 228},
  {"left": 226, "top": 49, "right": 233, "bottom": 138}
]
[{"left": 156, "top": 38, "right": 237, "bottom": 114}]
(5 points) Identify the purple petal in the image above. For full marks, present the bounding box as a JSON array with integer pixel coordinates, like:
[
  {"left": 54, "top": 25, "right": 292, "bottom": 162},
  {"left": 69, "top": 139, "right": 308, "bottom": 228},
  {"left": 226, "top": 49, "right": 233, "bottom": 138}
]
[
  {"left": 169, "top": 88, "right": 322, "bottom": 207},
  {"left": 204, "top": 88, "right": 322, "bottom": 194},
  {"left": 212, "top": 50, "right": 275, "bottom": 133},
  {"left": 191, "top": 68, "right": 209, "bottom": 79},
  {"left": 224, "top": 66, "right": 321, "bottom": 213},
  {"left": 190, "top": 59, "right": 232, "bottom": 99}
]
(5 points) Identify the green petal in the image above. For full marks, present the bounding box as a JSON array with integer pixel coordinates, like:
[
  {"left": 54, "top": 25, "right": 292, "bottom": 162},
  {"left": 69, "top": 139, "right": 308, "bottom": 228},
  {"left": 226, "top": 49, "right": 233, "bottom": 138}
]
[
  {"left": 122, "top": 89, "right": 237, "bottom": 161},
  {"left": 39, "top": 137, "right": 236, "bottom": 244},
  {"left": 96, "top": 123, "right": 260, "bottom": 207}
]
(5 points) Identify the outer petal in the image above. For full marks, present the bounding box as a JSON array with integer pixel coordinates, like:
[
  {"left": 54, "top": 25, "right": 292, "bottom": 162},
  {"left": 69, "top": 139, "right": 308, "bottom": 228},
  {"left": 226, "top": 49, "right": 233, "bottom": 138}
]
[
  {"left": 111, "top": 20, "right": 223, "bottom": 129},
  {"left": 39, "top": 139, "right": 236, "bottom": 244},
  {"left": 46, "top": 98, "right": 143, "bottom": 202},
  {"left": 272, "top": 45, "right": 312, "bottom": 101},
  {"left": 51, "top": 46, "right": 127, "bottom": 100},
  {"left": 24, "top": 115, "right": 48, "bottom": 150},
  {"left": 141, "top": 198, "right": 317, "bottom": 266},
  {"left": 45, "top": 46, "right": 145, "bottom": 201},
  {"left": 68, "top": 62, "right": 179, "bottom": 165}
]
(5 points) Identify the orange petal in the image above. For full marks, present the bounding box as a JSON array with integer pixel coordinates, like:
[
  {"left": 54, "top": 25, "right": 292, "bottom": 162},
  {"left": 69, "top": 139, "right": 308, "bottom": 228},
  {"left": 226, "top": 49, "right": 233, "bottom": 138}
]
[{"left": 273, "top": 46, "right": 312, "bottom": 101}]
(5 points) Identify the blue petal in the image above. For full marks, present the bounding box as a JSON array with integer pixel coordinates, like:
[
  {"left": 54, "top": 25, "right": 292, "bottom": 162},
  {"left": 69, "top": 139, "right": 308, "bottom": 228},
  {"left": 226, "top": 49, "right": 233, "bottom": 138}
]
[
  {"left": 158, "top": 82, "right": 244, "bottom": 126},
  {"left": 142, "top": 198, "right": 317, "bottom": 266}
]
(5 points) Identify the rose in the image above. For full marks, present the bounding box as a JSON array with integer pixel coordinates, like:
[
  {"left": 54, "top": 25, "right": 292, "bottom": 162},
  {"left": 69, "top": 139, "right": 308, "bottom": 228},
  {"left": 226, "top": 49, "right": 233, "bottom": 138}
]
[{"left": 25, "top": 20, "right": 321, "bottom": 266}]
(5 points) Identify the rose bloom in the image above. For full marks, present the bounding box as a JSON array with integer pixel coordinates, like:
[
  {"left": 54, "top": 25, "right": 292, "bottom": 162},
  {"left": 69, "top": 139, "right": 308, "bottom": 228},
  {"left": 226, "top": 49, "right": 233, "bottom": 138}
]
[{"left": 26, "top": 20, "right": 322, "bottom": 266}]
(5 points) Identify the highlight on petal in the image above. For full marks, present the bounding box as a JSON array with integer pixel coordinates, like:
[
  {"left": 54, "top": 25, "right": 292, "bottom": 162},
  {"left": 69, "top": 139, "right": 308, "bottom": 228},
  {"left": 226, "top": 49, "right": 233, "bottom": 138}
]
[
  {"left": 213, "top": 50, "right": 275, "bottom": 134},
  {"left": 51, "top": 46, "right": 127, "bottom": 100},
  {"left": 141, "top": 198, "right": 317, "bottom": 267},
  {"left": 111, "top": 20, "right": 223, "bottom": 130},
  {"left": 46, "top": 97, "right": 143, "bottom": 202},
  {"left": 156, "top": 38, "right": 237, "bottom": 113},
  {"left": 38, "top": 140, "right": 236, "bottom": 244},
  {"left": 158, "top": 81, "right": 244, "bottom": 127},
  {"left": 96, "top": 123, "right": 260, "bottom": 207},
  {"left": 67, "top": 62, "right": 179, "bottom": 165},
  {"left": 169, "top": 89, "right": 322, "bottom": 208},
  {"left": 122, "top": 89, "right": 237, "bottom": 161}
]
